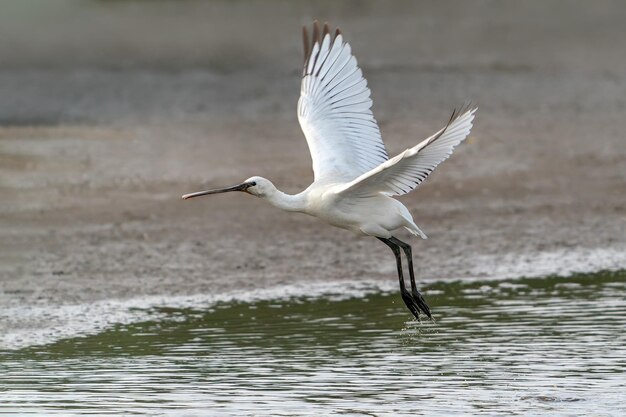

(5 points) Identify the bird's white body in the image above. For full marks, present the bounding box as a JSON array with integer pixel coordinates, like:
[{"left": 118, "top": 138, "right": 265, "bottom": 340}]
[
  {"left": 182, "top": 21, "right": 477, "bottom": 320},
  {"left": 249, "top": 178, "right": 421, "bottom": 239},
  {"left": 306, "top": 186, "right": 418, "bottom": 238}
]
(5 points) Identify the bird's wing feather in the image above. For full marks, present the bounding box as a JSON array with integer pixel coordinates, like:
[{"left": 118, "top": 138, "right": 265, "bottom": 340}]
[
  {"left": 298, "top": 22, "right": 388, "bottom": 182},
  {"left": 334, "top": 107, "right": 476, "bottom": 197}
]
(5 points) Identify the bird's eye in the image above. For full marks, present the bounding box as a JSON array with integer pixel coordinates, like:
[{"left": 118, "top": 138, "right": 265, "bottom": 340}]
[{"left": 250, "top": 182, "right": 256, "bottom": 186}]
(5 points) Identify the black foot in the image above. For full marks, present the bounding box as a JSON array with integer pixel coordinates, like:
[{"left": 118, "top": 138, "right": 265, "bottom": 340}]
[
  {"left": 411, "top": 288, "right": 432, "bottom": 320},
  {"left": 401, "top": 289, "right": 422, "bottom": 322}
]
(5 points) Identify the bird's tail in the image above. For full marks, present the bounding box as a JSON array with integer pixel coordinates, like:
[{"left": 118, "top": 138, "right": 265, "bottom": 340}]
[
  {"left": 404, "top": 223, "right": 428, "bottom": 240},
  {"left": 396, "top": 202, "right": 428, "bottom": 239}
]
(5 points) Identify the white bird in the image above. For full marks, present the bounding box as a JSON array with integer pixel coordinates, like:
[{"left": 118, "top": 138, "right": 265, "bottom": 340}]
[{"left": 183, "top": 21, "right": 476, "bottom": 320}]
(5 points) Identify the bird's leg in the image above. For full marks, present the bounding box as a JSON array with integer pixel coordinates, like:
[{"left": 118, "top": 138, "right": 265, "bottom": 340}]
[
  {"left": 377, "top": 237, "right": 421, "bottom": 321},
  {"left": 390, "top": 237, "right": 433, "bottom": 320}
]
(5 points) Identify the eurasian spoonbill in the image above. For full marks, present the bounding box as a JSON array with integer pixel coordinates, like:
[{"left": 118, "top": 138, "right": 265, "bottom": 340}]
[{"left": 183, "top": 21, "right": 477, "bottom": 320}]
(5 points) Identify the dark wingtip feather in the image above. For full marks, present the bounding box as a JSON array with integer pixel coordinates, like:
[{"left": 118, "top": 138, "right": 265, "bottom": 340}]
[
  {"left": 312, "top": 20, "right": 321, "bottom": 46},
  {"left": 302, "top": 21, "right": 345, "bottom": 74},
  {"left": 425, "top": 104, "right": 474, "bottom": 147},
  {"left": 323, "top": 22, "right": 330, "bottom": 38}
]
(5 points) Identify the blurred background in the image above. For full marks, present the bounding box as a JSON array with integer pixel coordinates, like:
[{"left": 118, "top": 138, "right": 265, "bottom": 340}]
[{"left": 1, "top": 0, "right": 625, "bottom": 345}]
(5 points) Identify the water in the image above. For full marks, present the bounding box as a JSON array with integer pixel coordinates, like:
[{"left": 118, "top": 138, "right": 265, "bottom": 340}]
[{"left": 2, "top": 271, "right": 625, "bottom": 416}]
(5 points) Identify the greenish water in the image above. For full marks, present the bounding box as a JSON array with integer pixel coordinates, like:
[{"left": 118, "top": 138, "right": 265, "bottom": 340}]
[{"left": 2, "top": 271, "right": 625, "bottom": 416}]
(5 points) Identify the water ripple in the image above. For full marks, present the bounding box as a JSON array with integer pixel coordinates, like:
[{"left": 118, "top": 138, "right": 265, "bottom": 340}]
[{"left": 1, "top": 271, "right": 625, "bottom": 416}]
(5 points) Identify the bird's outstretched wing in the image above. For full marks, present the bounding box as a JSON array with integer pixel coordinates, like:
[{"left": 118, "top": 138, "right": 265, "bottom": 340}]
[
  {"left": 298, "top": 21, "right": 388, "bottom": 183},
  {"left": 335, "top": 107, "right": 476, "bottom": 197}
]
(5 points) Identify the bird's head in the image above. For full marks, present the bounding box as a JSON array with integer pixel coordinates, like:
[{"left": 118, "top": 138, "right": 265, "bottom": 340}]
[
  {"left": 240, "top": 176, "right": 274, "bottom": 197},
  {"left": 181, "top": 176, "right": 273, "bottom": 200}
]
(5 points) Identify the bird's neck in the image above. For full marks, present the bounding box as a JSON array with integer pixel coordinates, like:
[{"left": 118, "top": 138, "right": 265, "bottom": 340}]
[{"left": 263, "top": 188, "right": 307, "bottom": 213}]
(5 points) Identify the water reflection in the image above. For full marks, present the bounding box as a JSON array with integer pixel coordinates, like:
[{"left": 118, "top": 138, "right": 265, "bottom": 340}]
[{"left": 2, "top": 271, "right": 625, "bottom": 415}]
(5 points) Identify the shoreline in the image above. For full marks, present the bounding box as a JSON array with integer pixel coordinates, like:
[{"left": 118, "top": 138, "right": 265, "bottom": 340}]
[{"left": 2, "top": 252, "right": 624, "bottom": 351}]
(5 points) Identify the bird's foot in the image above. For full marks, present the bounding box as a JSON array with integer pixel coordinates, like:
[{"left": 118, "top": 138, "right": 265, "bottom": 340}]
[
  {"left": 401, "top": 289, "right": 422, "bottom": 322},
  {"left": 411, "top": 288, "right": 433, "bottom": 321}
]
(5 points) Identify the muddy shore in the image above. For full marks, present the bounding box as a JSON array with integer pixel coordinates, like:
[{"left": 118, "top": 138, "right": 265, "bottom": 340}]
[{"left": 1, "top": 1, "right": 625, "bottom": 348}]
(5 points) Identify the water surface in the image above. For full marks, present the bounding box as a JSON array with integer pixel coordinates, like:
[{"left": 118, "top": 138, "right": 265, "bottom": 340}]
[{"left": 2, "top": 271, "right": 625, "bottom": 416}]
